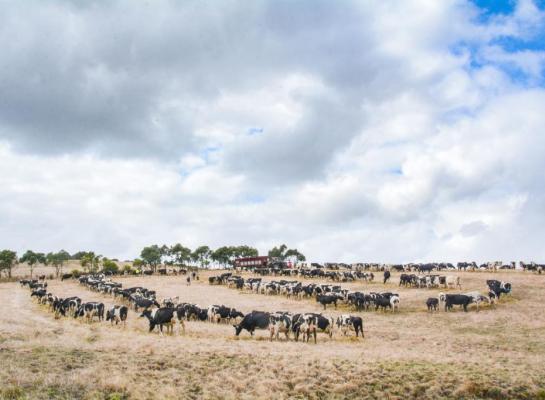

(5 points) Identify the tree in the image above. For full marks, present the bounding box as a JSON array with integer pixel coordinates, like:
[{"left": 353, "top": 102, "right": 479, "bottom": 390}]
[
  {"left": 81, "top": 252, "right": 101, "bottom": 274},
  {"left": 0, "top": 250, "right": 18, "bottom": 278},
  {"left": 71, "top": 251, "right": 91, "bottom": 260},
  {"left": 211, "top": 246, "right": 233, "bottom": 268},
  {"left": 140, "top": 245, "right": 163, "bottom": 272},
  {"left": 46, "top": 250, "right": 70, "bottom": 278},
  {"left": 268, "top": 245, "right": 305, "bottom": 265},
  {"left": 19, "top": 250, "right": 46, "bottom": 278},
  {"left": 101, "top": 258, "right": 119, "bottom": 274},
  {"left": 169, "top": 243, "right": 192, "bottom": 267},
  {"left": 191, "top": 245, "right": 211, "bottom": 268}
]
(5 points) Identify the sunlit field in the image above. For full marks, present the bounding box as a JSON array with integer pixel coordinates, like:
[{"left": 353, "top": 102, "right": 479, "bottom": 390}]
[{"left": 1, "top": 268, "right": 545, "bottom": 399}]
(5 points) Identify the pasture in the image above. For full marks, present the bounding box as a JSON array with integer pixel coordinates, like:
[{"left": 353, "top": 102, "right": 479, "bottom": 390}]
[{"left": 1, "top": 270, "right": 545, "bottom": 399}]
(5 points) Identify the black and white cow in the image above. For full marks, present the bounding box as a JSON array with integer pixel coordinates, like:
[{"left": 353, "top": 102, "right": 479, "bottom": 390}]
[
  {"left": 233, "top": 311, "right": 270, "bottom": 336},
  {"left": 486, "top": 280, "right": 512, "bottom": 299},
  {"left": 132, "top": 297, "right": 160, "bottom": 312},
  {"left": 269, "top": 312, "right": 292, "bottom": 341},
  {"left": 293, "top": 313, "right": 334, "bottom": 344},
  {"left": 140, "top": 307, "right": 183, "bottom": 335},
  {"left": 336, "top": 315, "right": 364, "bottom": 338},
  {"left": 106, "top": 305, "right": 128, "bottom": 327},
  {"left": 75, "top": 302, "right": 105, "bottom": 322}
]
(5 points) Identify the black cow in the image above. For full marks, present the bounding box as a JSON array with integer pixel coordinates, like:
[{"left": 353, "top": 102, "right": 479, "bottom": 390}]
[
  {"left": 426, "top": 297, "right": 439, "bottom": 312},
  {"left": 61, "top": 273, "right": 73, "bottom": 281},
  {"left": 444, "top": 294, "right": 472, "bottom": 312},
  {"left": 383, "top": 270, "right": 391, "bottom": 284},
  {"left": 316, "top": 294, "right": 339, "bottom": 310},
  {"left": 234, "top": 311, "right": 270, "bottom": 336}
]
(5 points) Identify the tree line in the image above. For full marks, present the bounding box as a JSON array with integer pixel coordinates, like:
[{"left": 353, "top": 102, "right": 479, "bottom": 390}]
[{"left": 0, "top": 243, "right": 305, "bottom": 278}]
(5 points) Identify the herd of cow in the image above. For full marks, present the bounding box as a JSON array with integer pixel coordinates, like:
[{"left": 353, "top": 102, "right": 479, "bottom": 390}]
[
  {"left": 209, "top": 273, "right": 513, "bottom": 313},
  {"left": 19, "top": 268, "right": 514, "bottom": 343},
  {"left": 20, "top": 278, "right": 128, "bottom": 325},
  {"left": 20, "top": 275, "right": 364, "bottom": 342}
]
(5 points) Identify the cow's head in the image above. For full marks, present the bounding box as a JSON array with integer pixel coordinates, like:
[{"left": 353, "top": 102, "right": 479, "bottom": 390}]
[{"left": 233, "top": 324, "right": 243, "bottom": 336}]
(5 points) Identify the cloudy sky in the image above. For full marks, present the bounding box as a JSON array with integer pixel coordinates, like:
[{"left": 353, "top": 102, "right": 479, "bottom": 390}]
[{"left": 1, "top": 0, "right": 545, "bottom": 263}]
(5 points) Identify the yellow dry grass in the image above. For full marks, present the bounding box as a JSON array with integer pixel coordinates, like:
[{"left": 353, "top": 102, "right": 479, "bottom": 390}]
[{"left": 1, "top": 270, "right": 545, "bottom": 399}]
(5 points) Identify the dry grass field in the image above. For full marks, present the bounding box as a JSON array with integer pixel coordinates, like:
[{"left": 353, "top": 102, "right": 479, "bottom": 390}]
[{"left": 1, "top": 270, "right": 545, "bottom": 399}]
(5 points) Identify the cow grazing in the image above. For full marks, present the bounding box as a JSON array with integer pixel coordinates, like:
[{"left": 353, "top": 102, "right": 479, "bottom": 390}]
[
  {"left": 444, "top": 294, "right": 472, "bottom": 312},
  {"left": 75, "top": 302, "right": 105, "bottom": 322},
  {"left": 269, "top": 313, "right": 292, "bottom": 341},
  {"left": 294, "top": 314, "right": 334, "bottom": 344},
  {"left": 234, "top": 311, "right": 270, "bottom": 336},
  {"left": 106, "top": 305, "right": 128, "bottom": 327},
  {"left": 132, "top": 297, "right": 160, "bottom": 312},
  {"left": 140, "top": 308, "right": 183, "bottom": 335},
  {"left": 316, "top": 294, "right": 339, "bottom": 310},
  {"left": 336, "top": 315, "right": 364, "bottom": 338},
  {"left": 426, "top": 297, "right": 439, "bottom": 312}
]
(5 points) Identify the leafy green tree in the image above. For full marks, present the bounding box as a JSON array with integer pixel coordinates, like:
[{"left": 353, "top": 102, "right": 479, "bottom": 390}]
[
  {"left": 101, "top": 258, "right": 119, "bottom": 274},
  {"left": 19, "top": 250, "right": 46, "bottom": 278},
  {"left": 0, "top": 249, "right": 18, "bottom": 278},
  {"left": 191, "top": 245, "right": 211, "bottom": 268},
  {"left": 71, "top": 251, "right": 92, "bottom": 260},
  {"left": 268, "top": 245, "right": 305, "bottom": 265},
  {"left": 211, "top": 246, "right": 234, "bottom": 268},
  {"left": 80, "top": 252, "right": 101, "bottom": 274},
  {"left": 140, "top": 245, "right": 163, "bottom": 272},
  {"left": 46, "top": 250, "right": 70, "bottom": 278},
  {"left": 169, "top": 243, "right": 192, "bottom": 267}
]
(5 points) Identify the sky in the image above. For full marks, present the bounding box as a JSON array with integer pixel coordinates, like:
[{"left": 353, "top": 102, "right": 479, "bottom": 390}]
[{"left": 1, "top": 0, "right": 545, "bottom": 263}]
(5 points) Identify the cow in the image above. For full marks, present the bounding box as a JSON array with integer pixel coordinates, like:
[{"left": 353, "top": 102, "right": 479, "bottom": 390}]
[
  {"left": 233, "top": 311, "right": 270, "bottom": 336},
  {"left": 486, "top": 280, "right": 512, "bottom": 299},
  {"left": 444, "top": 276, "right": 462, "bottom": 290},
  {"left": 161, "top": 296, "right": 180, "bottom": 308},
  {"left": 444, "top": 294, "right": 472, "bottom": 312},
  {"left": 106, "top": 305, "right": 128, "bottom": 327},
  {"left": 316, "top": 294, "right": 339, "bottom": 310},
  {"left": 464, "top": 291, "right": 490, "bottom": 311},
  {"left": 390, "top": 295, "right": 400, "bottom": 312},
  {"left": 336, "top": 315, "right": 364, "bottom": 338},
  {"left": 132, "top": 297, "right": 160, "bottom": 312},
  {"left": 383, "top": 270, "right": 391, "bottom": 284},
  {"left": 269, "top": 313, "right": 292, "bottom": 341},
  {"left": 140, "top": 308, "right": 183, "bottom": 335},
  {"left": 75, "top": 302, "right": 105, "bottom": 322},
  {"left": 426, "top": 297, "right": 439, "bottom": 312},
  {"left": 61, "top": 273, "right": 73, "bottom": 281},
  {"left": 294, "top": 314, "right": 334, "bottom": 344}
]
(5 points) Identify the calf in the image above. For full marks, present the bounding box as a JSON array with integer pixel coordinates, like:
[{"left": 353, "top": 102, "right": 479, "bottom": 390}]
[
  {"left": 426, "top": 297, "right": 439, "bottom": 312},
  {"left": 106, "top": 305, "right": 128, "bottom": 327},
  {"left": 336, "top": 315, "right": 364, "bottom": 338}
]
